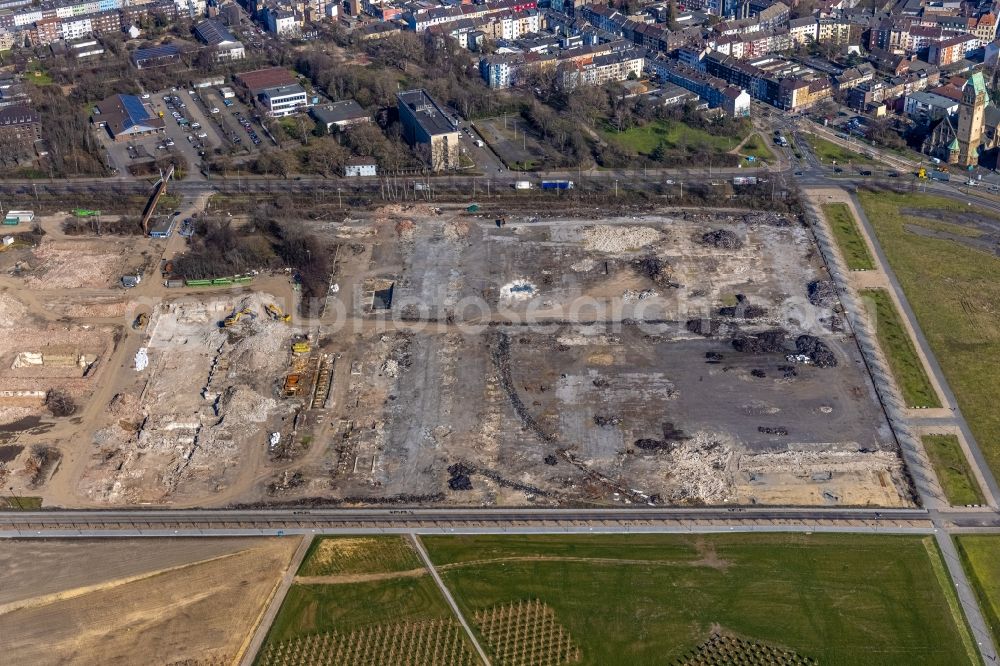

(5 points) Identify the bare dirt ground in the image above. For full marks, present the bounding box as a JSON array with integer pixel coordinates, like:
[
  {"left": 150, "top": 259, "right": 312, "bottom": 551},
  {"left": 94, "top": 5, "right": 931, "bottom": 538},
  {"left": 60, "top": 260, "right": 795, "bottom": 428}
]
[
  {"left": 0, "top": 205, "right": 909, "bottom": 508},
  {"left": 259, "top": 204, "right": 908, "bottom": 508},
  {"left": 0, "top": 536, "right": 299, "bottom": 665}
]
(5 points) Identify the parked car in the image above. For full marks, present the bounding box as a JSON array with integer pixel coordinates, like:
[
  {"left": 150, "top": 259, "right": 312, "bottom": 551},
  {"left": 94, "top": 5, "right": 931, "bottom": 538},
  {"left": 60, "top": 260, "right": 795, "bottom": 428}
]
[{"left": 211, "top": 107, "right": 220, "bottom": 114}]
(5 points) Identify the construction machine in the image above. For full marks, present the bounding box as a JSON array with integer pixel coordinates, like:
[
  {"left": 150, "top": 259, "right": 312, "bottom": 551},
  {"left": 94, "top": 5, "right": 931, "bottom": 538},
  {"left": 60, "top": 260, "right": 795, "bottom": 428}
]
[
  {"left": 291, "top": 341, "right": 311, "bottom": 356},
  {"left": 132, "top": 312, "right": 149, "bottom": 330},
  {"left": 222, "top": 306, "right": 255, "bottom": 328},
  {"left": 265, "top": 303, "right": 291, "bottom": 322}
]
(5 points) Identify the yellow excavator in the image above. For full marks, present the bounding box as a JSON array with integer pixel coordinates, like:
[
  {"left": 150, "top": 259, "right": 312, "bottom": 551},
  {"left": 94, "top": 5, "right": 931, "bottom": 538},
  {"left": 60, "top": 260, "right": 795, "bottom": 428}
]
[
  {"left": 265, "top": 303, "right": 291, "bottom": 322},
  {"left": 222, "top": 306, "right": 255, "bottom": 328}
]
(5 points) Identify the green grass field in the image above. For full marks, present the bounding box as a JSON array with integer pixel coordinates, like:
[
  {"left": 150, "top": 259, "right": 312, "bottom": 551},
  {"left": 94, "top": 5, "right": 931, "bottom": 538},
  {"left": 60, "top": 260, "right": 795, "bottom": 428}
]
[
  {"left": 298, "top": 536, "right": 423, "bottom": 577},
  {"left": 258, "top": 534, "right": 479, "bottom": 664},
  {"left": 861, "top": 288, "right": 940, "bottom": 408},
  {"left": 25, "top": 64, "right": 53, "bottom": 85},
  {"left": 859, "top": 191, "right": 1000, "bottom": 481},
  {"left": 0, "top": 496, "right": 42, "bottom": 510},
  {"left": 923, "top": 434, "right": 985, "bottom": 506},
  {"left": 806, "top": 134, "right": 873, "bottom": 165},
  {"left": 425, "top": 533, "right": 977, "bottom": 666},
  {"left": 739, "top": 134, "right": 776, "bottom": 163},
  {"left": 265, "top": 577, "right": 452, "bottom": 644},
  {"left": 823, "top": 202, "right": 875, "bottom": 270},
  {"left": 957, "top": 536, "right": 1000, "bottom": 646},
  {"left": 603, "top": 119, "right": 740, "bottom": 156}
]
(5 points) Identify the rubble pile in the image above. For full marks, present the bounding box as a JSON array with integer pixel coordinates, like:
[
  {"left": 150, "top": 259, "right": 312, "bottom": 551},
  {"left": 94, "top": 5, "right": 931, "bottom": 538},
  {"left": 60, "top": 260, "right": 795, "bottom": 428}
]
[
  {"left": 718, "top": 294, "right": 767, "bottom": 319},
  {"left": 584, "top": 225, "right": 661, "bottom": 253},
  {"left": 686, "top": 318, "right": 722, "bottom": 337},
  {"left": 743, "top": 212, "right": 793, "bottom": 228},
  {"left": 807, "top": 280, "right": 838, "bottom": 308},
  {"left": 795, "top": 335, "right": 837, "bottom": 368},
  {"left": 731, "top": 330, "right": 787, "bottom": 354},
  {"left": 447, "top": 463, "right": 473, "bottom": 491},
  {"left": 662, "top": 434, "right": 735, "bottom": 503},
  {"left": 700, "top": 229, "right": 743, "bottom": 249},
  {"left": 622, "top": 289, "right": 658, "bottom": 302}
]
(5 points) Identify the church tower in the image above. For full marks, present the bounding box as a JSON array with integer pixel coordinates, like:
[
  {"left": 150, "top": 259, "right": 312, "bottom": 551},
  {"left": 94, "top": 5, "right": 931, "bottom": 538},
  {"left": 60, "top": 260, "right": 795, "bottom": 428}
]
[{"left": 957, "top": 72, "right": 988, "bottom": 167}]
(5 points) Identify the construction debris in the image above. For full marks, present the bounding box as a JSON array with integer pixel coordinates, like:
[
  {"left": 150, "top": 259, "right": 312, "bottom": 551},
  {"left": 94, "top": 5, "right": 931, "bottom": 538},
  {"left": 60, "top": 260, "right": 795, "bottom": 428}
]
[
  {"left": 732, "top": 330, "right": 787, "bottom": 354},
  {"left": 700, "top": 229, "right": 743, "bottom": 249},
  {"left": 795, "top": 335, "right": 838, "bottom": 368},
  {"left": 584, "top": 225, "right": 660, "bottom": 253},
  {"left": 807, "top": 280, "right": 838, "bottom": 308},
  {"left": 718, "top": 294, "right": 768, "bottom": 319}
]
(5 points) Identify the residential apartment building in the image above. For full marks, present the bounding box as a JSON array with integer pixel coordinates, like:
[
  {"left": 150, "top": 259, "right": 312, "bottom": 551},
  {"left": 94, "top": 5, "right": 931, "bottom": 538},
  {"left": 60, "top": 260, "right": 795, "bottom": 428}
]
[
  {"left": 647, "top": 55, "right": 751, "bottom": 116},
  {"left": 704, "top": 51, "right": 831, "bottom": 111},
  {"left": 407, "top": 0, "right": 536, "bottom": 32},
  {"left": 903, "top": 90, "right": 958, "bottom": 122},
  {"left": 0, "top": 103, "right": 41, "bottom": 156},
  {"left": 559, "top": 49, "right": 644, "bottom": 88},
  {"left": 928, "top": 34, "right": 977, "bottom": 67}
]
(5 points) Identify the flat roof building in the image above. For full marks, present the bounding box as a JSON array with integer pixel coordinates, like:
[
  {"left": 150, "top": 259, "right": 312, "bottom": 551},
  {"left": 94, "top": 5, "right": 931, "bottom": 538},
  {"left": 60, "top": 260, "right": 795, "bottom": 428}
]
[
  {"left": 237, "top": 67, "right": 298, "bottom": 95},
  {"left": 312, "top": 99, "right": 369, "bottom": 130},
  {"left": 258, "top": 83, "right": 308, "bottom": 117},
  {"left": 397, "top": 88, "right": 460, "bottom": 171},
  {"left": 131, "top": 44, "right": 181, "bottom": 69}
]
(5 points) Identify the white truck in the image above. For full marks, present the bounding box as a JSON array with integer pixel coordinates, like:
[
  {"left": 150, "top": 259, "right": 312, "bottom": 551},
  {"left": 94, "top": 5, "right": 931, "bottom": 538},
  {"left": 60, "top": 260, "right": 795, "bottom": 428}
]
[{"left": 514, "top": 180, "right": 531, "bottom": 190}]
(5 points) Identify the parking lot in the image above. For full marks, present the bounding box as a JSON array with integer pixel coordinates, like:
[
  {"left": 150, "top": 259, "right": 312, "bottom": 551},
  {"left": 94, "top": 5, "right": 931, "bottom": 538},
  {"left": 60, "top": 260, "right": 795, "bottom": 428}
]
[{"left": 96, "top": 85, "right": 275, "bottom": 178}]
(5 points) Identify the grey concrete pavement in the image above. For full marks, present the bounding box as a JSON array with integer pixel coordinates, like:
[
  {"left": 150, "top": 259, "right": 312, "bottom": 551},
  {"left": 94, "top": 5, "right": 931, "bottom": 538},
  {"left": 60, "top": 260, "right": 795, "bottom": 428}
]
[{"left": 936, "top": 531, "right": 998, "bottom": 664}]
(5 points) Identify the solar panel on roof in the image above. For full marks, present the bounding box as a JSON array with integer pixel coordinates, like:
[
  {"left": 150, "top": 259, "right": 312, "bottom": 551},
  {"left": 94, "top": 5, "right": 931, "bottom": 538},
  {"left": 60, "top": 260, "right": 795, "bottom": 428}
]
[
  {"left": 120, "top": 95, "right": 149, "bottom": 123},
  {"left": 134, "top": 45, "right": 180, "bottom": 60}
]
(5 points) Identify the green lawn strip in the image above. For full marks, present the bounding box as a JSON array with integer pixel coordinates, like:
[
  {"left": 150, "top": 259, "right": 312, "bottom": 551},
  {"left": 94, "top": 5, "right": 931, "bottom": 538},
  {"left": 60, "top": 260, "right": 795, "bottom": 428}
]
[
  {"left": 923, "top": 434, "right": 985, "bottom": 506},
  {"left": 860, "top": 288, "right": 940, "bottom": 408},
  {"left": 822, "top": 202, "right": 875, "bottom": 270},
  {"left": 262, "top": 577, "right": 453, "bottom": 647},
  {"left": 297, "top": 536, "right": 423, "bottom": 576},
  {"left": 924, "top": 537, "right": 983, "bottom": 666},
  {"left": 957, "top": 536, "right": 1000, "bottom": 646},
  {"left": 858, "top": 190, "right": 1000, "bottom": 479},
  {"left": 427, "top": 533, "right": 974, "bottom": 665},
  {"left": 601, "top": 119, "right": 740, "bottom": 155},
  {"left": 806, "top": 134, "right": 874, "bottom": 165}
]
